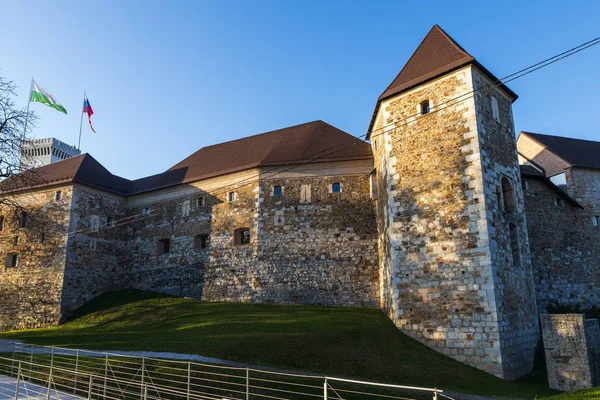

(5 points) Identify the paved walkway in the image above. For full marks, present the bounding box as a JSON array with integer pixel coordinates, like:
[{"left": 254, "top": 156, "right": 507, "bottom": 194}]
[{"left": 0, "top": 374, "right": 82, "bottom": 399}]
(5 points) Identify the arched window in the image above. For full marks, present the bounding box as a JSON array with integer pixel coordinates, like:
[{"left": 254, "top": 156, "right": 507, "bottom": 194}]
[
  {"left": 234, "top": 228, "right": 251, "bottom": 246},
  {"left": 90, "top": 215, "right": 100, "bottom": 232},
  {"left": 419, "top": 100, "right": 430, "bottom": 115},
  {"left": 501, "top": 177, "right": 515, "bottom": 213},
  {"left": 182, "top": 200, "right": 191, "bottom": 217}
]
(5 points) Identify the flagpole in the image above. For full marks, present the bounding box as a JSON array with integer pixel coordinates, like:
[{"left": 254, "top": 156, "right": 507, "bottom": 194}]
[
  {"left": 23, "top": 78, "right": 34, "bottom": 136},
  {"left": 77, "top": 89, "right": 85, "bottom": 150}
]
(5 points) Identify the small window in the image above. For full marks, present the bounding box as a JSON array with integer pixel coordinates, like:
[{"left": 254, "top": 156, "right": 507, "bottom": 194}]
[
  {"left": 491, "top": 96, "right": 500, "bottom": 122},
  {"left": 90, "top": 238, "right": 97, "bottom": 251},
  {"left": 182, "top": 200, "right": 191, "bottom": 217},
  {"left": 157, "top": 239, "right": 171, "bottom": 255},
  {"left": 0, "top": 216, "right": 4, "bottom": 231},
  {"left": 90, "top": 215, "right": 100, "bottom": 231},
  {"left": 370, "top": 171, "right": 378, "bottom": 200},
  {"left": 194, "top": 234, "right": 209, "bottom": 250},
  {"left": 228, "top": 192, "right": 237, "bottom": 202},
  {"left": 300, "top": 184, "right": 311, "bottom": 203},
  {"left": 106, "top": 216, "right": 115, "bottom": 227},
  {"left": 593, "top": 216, "right": 599, "bottom": 226},
  {"left": 332, "top": 183, "right": 342, "bottom": 193},
  {"left": 196, "top": 197, "right": 205, "bottom": 207},
  {"left": 273, "top": 186, "right": 283, "bottom": 197},
  {"left": 19, "top": 212, "right": 27, "bottom": 228},
  {"left": 509, "top": 223, "right": 520, "bottom": 266},
  {"left": 142, "top": 207, "right": 151, "bottom": 217},
  {"left": 555, "top": 198, "right": 565, "bottom": 207},
  {"left": 234, "top": 228, "right": 251, "bottom": 246},
  {"left": 55, "top": 191, "right": 63, "bottom": 201},
  {"left": 5, "top": 254, "right": 18, "bottom": 269},
  {"left": 13, "top": 236, "right": 19, "bottom": 246},
  {"left": 420, "top": 100, "right": 430, "bottom": 115},
  {"left": 40, "top": 233, "right": 46, "bottom": 244},
  {"left": 501, "top": 177, "right": 515, "bottom": 213}
]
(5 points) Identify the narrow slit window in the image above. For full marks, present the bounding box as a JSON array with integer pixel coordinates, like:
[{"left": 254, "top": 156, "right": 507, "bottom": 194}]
[
  {"left": 5, "top": 254, "right": 19, "bottom": 268},
  {"left": 19, "top": 212, "right": 28, "bottom": 228},
  {"left": 0, "top": 216, "right": 4, "bottom": 231},
  {"left": 593, "top": 216, "right": 599, "bottom": 226},
  {"left": 55, "top": 191, "right": 62, "bottom": 201},
  {"left": 509, "top": 223, "right": 520, "bottom": 266},
  {"left": 40, "top": 233, "right": 46, "bottom": 244}
]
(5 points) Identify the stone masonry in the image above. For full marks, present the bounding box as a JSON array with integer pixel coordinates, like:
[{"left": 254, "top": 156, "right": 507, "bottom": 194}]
[{"left": 541, "top": 314, "right": 600, "bottom": 391}]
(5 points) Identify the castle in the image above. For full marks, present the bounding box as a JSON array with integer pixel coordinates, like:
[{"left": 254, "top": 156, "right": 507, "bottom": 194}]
[{"left": 1, "top": 25, "right": 598, "bottom": 381}]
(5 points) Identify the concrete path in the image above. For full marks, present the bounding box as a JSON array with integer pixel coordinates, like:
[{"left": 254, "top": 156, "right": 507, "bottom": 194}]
[{"left": 0, "top": 374, "right": 82, "bottom": 399}]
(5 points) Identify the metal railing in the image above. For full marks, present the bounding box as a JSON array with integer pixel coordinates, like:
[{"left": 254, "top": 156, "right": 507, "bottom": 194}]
[{"left": 0, "top": 343, "right": 454, "bottom": 400}]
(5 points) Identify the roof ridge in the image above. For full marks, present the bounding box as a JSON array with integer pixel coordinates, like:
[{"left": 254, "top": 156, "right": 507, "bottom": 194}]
[{"left": 522, "top": 131, "right": 600, "bottom": 145}]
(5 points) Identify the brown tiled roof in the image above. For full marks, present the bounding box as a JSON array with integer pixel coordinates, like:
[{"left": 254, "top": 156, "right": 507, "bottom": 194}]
[
  {"left": 520, "top": 132, "right": 600, "bottom": 170},
  {"left": 1, "top": 120, "right": 372, "bottom": 196},
  {"left": 367, "top": 25, "right": 517, "bottom": 139}
]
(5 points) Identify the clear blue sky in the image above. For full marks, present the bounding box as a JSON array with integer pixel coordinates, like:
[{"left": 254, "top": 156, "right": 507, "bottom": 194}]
[{"left": 1, "top": 1, "right": 599, "bottom": 179}]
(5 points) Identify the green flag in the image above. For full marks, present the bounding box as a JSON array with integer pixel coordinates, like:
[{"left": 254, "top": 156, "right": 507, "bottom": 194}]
[{"left": 30, "top": 80, "right": 67, "bottom": 114}]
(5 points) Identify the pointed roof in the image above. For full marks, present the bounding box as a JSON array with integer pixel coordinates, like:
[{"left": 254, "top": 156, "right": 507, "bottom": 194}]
[{"left": 367, "top": 25, "right": 518, "bottom": 138}]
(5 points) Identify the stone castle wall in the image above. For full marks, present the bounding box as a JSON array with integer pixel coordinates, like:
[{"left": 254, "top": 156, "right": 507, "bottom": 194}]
[
  {"left": 522, "top": 177, "right": 600, "bottom": 311},
  {"left": 0, "top": 185, "right": 72, "bottom": 330}
]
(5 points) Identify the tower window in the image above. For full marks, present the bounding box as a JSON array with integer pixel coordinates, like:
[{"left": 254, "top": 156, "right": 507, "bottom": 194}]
[
  {"left": 19, "top": 212, "right": 28, "bottom": 228},
  {"left": 491, "top": 96, "right": 500, "bottom": 122},
  {"left": 90, "top": 215, "right": 100, "bottom": 231},
  {"left": 55, "top": 191, "right": 63, "bottom": 201},
  {"left": 0, "top": 216, "right": 4, "bottom": 231},
  {"left": 5, "top": 254, "right": 19, "bottom": 269},
  {"left": 234, "top": 228, "right": 251, "bottom": 246},
  {"left": 509, "top": 223, "right": 520, "bottom": 266},
  {"left": 593, "top": 216, "right": 599, "bottom": 226},
  {"left": 197, "top": 196, "right": 205, "bottom": 207},
  {"left": 501, "top": 177, "right": 515, "bottom": 214},
  {"left": 106, "top": 216, "right": 115, "bottom": 227},
  {"left": 555, "top": 198, "right": 565, "bottom": 207},
  {"left": 194, "top": 234, "right": 210, "bottom": 250},
  {"left": 419, "top": 100, "right": 430, "bottom": 115},
  {"left": 40, "top": 233, "right": 46, "bottom": 244},
  {"left": 273, "top": 186, "right": 283, "bottom": 197},
  {"left": 13, "top": 236, "right": 19, "bottom": 246},
  {"left": 331, "top": 183, "right": 342, "bottom": 193},
  {"left": 182, "top": 200, "right": 191, "bottom": 217},
  {"left": 142, "top": 207, "right": 151, "bottom": 217},
  {"left": 228, "top": 192, "right": 237, "bottom": 202},
  {"left": 157, "top": 239, "right": 171, "bottom": 255}
]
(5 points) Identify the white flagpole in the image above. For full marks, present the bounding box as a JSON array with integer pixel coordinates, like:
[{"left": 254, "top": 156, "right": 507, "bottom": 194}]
[
  {"left": 77, "top": 89, "right": 85, "bottom": 150},
  {"left": 23, "top": 78, "right": 34, "bottom": 136}
]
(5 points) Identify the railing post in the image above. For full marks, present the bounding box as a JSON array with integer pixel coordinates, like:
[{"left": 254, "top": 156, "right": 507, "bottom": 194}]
[
  {"left": 245, "top": 367, "right": 250, "bottom": 400},
  {"left": 47, "top": 361, "right": 53, "bottom": 400},
  {"left": 103, "top": 353, "right": 108, "bottom": 399},
  {"left": 14, "top": 362, "right": 21, "bottom": 400},
  {"left": 73, "top": 349, "right": 80, "bottom": 393},
  {"left": 323, "top": 377, "right": 328, "bottom": 400},
  {"left": 143, "top": 383, "right": 148, "bottom": 400},
  {"left": 141, "top": 357, "right": 146, "bottom": 400},
  {"left": 187, "top": 361, "right": 191, "bottom": 400},
  {"left": 433, "top": 389, "right": 439, "bottom": 400},
  {"left": 87, "top": 375, "right": 93, "bottom": 400}
]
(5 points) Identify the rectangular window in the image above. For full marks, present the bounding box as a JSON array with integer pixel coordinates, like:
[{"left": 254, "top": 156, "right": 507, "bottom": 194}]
[
  {"left": 509, "top": 223, "right": 520, "bottom": 266},
  {"left": 273, "top": 185, "right": 283, "bottom": 197},
  {"left": 13, "top": 236, "right": 19, "bottom": 246},
  {"left": 593, "top": 216, "right": 599, "bottom": 226},
  {"left": 5, "top": 254, "right": 18, "bottom": 268},
  {"left": 106, "top": 216, "right": 115, "bottom": 227},
  {"left": 197, "top": 197, "right": 205, "bottom": 207},
  {"left": 20, "top": 212, "right": 27, "bottom": 228},
  {"left": 0, "top": 216, "right": 4, "bottom": 231},
  {"left": 370, "top": 171, "right": 378, "bottom": 200},
  {"left": 40, "top": 233, "right": 46, "bottom": 244},
  {"left": 555, "top": 198, "right": 565, "bottom": 207},
  {"left": 234, "top": 228, "right": 250, "bottom": 246},
  {"left": 332, "top": 183, "right": 341, "bottom": 193},
  {"left": 142, "top": 207, "right": 151, "bottom": 217},
  {"left": 182, "top": 200, "right": 191, "bottom": 217},
  {"left": 157, "top": 239, "right": 170, "bottom": 255},
  {"left": 194, "top": 234, "right": 209, "bottom": 250},
  {"left": 55, "top": 191, "right": 62, "bottom": 201},
  {"left": 300, "top": 185, "right": 311, "bottom": 203},
  {"left": 228, "top": 192, "right": 237, "bottom": 202}
]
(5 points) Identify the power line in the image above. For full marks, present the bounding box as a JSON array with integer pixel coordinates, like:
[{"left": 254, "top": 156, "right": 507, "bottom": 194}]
[{"left": 53, "top": 33, "right": 600, "bottom": 239}]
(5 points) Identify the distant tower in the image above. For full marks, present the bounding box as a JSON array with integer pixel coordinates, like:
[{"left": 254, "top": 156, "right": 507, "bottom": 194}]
[
  {"left": 20, "top": 138, "right": 81, "bottom": 169},
  {"left": 368, "top": 25, "right": 538, "bottom": 379}
]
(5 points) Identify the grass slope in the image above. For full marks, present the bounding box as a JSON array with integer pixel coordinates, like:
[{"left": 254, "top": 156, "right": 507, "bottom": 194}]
[{"left": 0, "top": 290, "right": 558, "bottom": 398}]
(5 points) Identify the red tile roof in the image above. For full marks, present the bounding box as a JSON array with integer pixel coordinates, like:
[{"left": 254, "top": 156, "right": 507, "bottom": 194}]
[
  {"left": 1, "top": 120, "right": 372, "bottom": 196},
  {"left": 367, "top": 25, "right": 517, "bottom": 138}
]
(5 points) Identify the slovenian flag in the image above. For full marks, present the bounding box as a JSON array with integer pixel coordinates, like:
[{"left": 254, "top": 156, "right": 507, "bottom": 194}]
[{"left": 83, "top": 95, "right": 96, "bottom": 133}]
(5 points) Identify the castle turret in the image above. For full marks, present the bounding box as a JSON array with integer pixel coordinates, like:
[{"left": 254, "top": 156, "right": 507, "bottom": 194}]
[
  {"left": 20, "top": 137, "right": 81, "bottom": 169},
  {"left": 369, "top": 25, "right": 538, "bottom": 379}
]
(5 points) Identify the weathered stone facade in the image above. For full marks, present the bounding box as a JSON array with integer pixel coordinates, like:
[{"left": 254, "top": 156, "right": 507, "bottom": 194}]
[
  {"left": 371, "top": 66, "right": 538, "bottom": 379},
  {"left": 541, "top": 314, "right": 600, "bottom": 391}
]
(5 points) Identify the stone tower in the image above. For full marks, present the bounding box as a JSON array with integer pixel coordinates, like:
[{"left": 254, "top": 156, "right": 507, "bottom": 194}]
[
  {"left": 369, "top": 25, "right": 539, "bottom": 379},
  {"left": 20, "top": 138, "right": 81, "bottom": 169}
]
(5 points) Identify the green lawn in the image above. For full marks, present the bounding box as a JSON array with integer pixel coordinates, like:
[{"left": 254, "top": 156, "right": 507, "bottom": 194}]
[
  {"left": 0, "top": 290, "right": 563, "bottom": 398},
  {"left": 548, "top": 387, "right": 600, "bottom": 399}
]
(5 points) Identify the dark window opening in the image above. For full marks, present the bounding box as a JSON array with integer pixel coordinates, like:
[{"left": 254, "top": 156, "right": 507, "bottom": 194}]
[
  {"left": 142, "top": 207, "right": 151, "bottom": 217},
  {"left": 197, "top": 197, "right": 205, "bottom": 207},
  {"left": 5, "top": 254, "right": 18, "bottom": 268},
  {"left": 555, "top": 198, "right": 565, "bottom": 207},
  {"left": 194, "top": 234, "right": 209, "bottom": 250},
  {"left": 0, "top": 216, "right": 4, "bottom": 231},
  {"left": 157, "top": 239, "right": 171, "bottom": 255},
  {"left": 13, "top": 236, "right": 19, "bottom": 246},
  {"left": 40, "top": 233, "right": 46, "bottom": 244},
  {"left": 55, "top": 191, "right": 62, "bottom": 201},
  {"left": 332, "top": 183, "right": 341, "bottom": 193},
  {"left": 106, "top": 216, "right": 115, "bottom": 227},
  {"left": 228, "top": 192, "right": 236, "bottom": 202},
  {"left": 20, "top": 212, "right": 28, "bottom": 228},
  {"left": 273, "top": 186, "right": 283, "bottom": 197},
  {"left": 509, "top": 223, "right": 520, "bottom": 266},
  {"left": 234, "top": 228, "right": 251, "bottom": 246},
  {"left": 501, "top": 177, "right": 515, "bottom": 213},
  {"left": 420, "top": 100, "right": 430, "bottom": 115}
]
